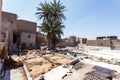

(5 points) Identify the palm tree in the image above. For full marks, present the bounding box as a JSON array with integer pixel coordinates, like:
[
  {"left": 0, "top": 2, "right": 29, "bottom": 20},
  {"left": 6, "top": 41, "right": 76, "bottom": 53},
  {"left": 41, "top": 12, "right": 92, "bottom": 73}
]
[
  {"left": 36, "top": 0, "right": 66, "bottom": 50},
  {"left": 49, "top": 20, "right": 65, "bottom": 50}
]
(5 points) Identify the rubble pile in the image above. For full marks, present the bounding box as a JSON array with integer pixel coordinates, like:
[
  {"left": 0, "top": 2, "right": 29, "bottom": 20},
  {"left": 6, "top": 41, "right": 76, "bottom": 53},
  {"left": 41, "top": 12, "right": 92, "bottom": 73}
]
[
  {"left": 83, "top": 66, "right": 116, "bottom": 80},
  {"left": 13, "top": 50, "right": 72, "bottom": 79}
]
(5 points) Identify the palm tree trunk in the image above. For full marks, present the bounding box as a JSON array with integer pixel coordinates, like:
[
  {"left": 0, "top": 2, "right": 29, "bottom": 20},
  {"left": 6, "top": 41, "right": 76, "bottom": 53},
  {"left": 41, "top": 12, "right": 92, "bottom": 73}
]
[
  {"left": 51, "top": 34, "right": 57, "bottom": 50},
  {"left": 47, "top": 33, "right": 52, "bottom": 50},
  {"left": 52, "top": 43, "right": 56, "bottom": 50}
]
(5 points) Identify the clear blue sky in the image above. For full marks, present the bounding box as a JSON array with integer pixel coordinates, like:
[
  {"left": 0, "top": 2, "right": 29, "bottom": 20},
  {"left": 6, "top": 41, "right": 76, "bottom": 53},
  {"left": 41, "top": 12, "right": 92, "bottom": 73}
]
[{"left": 2, "top": 0, "right": 120, "bottom": 39}]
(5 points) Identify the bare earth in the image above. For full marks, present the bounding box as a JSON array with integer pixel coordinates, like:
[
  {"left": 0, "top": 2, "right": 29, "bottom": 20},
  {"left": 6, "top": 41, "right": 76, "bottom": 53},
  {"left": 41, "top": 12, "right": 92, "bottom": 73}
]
[{"left": 18, "top": 50, "right": 72, "bottom": 79}]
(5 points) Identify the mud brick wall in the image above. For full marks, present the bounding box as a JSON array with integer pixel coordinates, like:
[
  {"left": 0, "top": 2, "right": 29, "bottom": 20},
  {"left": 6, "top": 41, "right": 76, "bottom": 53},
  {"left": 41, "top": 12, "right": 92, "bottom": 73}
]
[
  {"left": 17, "top": 20, "right": 36, "bottom": 33},
  {"left": 87, "top": 39, "right": 111, "bottom": 47},
  {"left": 97, "top": 39, "right": 110, "bottom": 47},
  {"left": 69, "top": 36, "right": 76, "bottom": 44},
  {"left": 20, "top": 32, "right": 36, "bottom": 48},
  {"left": 2, "top": 12, "right": 17, "bottom": 49},
  {"left": 36, "top": 32, "right": 47, "bottom": 45},
  {"left": 82, "top": 38, "right": 87, "bottom": 44},
  {"left": 111, "top": 40, "right": 120, "bottom": 49},
  {"left": 1, "top": 11, "right": 37, "bottom": 50},
  {"left": 2, "top": 11, "right": 17, "bottom": 33},
  {"left": 87, "top": 40, "right": 98, "bottom": 46}
]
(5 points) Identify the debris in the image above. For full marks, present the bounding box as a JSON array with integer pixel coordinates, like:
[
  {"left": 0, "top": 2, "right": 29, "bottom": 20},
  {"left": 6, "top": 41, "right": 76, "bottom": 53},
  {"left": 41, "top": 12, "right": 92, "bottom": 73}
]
[
  {"left": 93, "top": 66, "right": 116, "bottom": 75},
  {"left": 85, "top": 71, "right": 112, "bottom": 80},
  {"left": 43, "top": 65, "right": 70, "bottom": 80},
  {"left": 68, "top": 58, "right": 79, "bottom": 65}
]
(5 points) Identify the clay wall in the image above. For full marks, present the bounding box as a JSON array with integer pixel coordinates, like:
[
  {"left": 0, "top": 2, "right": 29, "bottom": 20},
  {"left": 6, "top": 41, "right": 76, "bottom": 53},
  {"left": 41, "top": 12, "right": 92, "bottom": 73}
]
[
  {"left": 17, "top": 20, "right": 36, "bottom": 33},
  {"left": 20, "top": 32, "right": 36, "bottom": 48},
  {"left": 111, "top": 40, "right": 120, "bottom": 49}
]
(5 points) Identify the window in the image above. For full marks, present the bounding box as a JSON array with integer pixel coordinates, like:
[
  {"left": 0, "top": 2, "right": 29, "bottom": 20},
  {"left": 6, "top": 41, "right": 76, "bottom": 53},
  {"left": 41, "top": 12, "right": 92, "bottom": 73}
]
[
  {"left": 10, "top": 21, "right": 13, "bottom": 24},
  {"left": 30, "top": 43, "right": 32, "bottom": 46},
  {"left": 28, "top": 35, "right": 31, "bottom": 38}
]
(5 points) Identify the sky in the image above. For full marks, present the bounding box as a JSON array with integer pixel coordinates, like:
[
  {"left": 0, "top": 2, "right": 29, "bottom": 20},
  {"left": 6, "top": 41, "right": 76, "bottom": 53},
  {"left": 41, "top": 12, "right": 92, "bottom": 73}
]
[{"left": 2, "top": 0, "right": 120, "bottom": 39}]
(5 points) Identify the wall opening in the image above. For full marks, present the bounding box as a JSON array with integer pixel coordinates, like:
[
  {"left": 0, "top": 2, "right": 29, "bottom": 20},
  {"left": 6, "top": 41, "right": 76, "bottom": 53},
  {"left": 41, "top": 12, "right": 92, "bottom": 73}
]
[{"left": 28, "top": 35, "right": 31, "bottom": 38}]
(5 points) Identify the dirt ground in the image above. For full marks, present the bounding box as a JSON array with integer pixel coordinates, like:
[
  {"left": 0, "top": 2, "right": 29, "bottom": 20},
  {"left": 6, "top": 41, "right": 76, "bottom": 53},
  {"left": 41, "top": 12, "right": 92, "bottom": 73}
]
[
  {"left": 63, "top": 63, "right": 94, "bottom": 80},
  {"left": 43, "top": 54, "right": 72, "bottom": 65},
  {"left": 10, "top": 67, "right": 27, "bottom": 80},
  {"left": 17, "top": 50, "right": 72, "bottom": 79}
]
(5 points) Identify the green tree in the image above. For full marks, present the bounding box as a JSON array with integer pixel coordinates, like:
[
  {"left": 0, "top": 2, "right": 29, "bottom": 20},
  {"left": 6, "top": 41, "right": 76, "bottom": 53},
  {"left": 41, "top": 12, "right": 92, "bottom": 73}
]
[{"left": 36, "top": 0, "right": 66, "bottom": 50}]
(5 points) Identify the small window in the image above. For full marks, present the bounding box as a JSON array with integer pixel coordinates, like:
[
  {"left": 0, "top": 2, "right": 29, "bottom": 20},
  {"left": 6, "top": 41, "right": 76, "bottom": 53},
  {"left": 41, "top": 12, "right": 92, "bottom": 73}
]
[
  {"left": 28, "top": 35, "right": 31, "bottom": 38},
  {"left": 30, "top": 43, "right": 32, "bottom": 46},
  {"left": 10, "top": 21, "right": 13, "bottom": 24},
  {"left": 100, "top": 44, "right": 103, "bottom": 46},
  {"left": 10, "top": 16, "right": 12, "bottom": 19}
]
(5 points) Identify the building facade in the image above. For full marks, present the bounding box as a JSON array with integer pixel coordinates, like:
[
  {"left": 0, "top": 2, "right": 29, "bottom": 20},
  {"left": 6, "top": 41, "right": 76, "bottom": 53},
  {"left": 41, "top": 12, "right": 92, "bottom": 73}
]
[
  {"left": 57, "top": 36, "right": 77, "bottom": 47},
  {"left": 2, "top": 11, "right": 37, "bottom": 51},
  {"left": 69, "top": 36, "right": 76, "bottom": 45},
  {"left": 87, "top": 36, "right": 120, "bottom": 49},
  {"left": 16, "top": 20, "right": 37, "bottom": 49},
  {"left": 2, "top": 11, "right": 17, "bottom": 50},
  {"left": 36, "top": 32, "right": 47, "bottom": 46}
]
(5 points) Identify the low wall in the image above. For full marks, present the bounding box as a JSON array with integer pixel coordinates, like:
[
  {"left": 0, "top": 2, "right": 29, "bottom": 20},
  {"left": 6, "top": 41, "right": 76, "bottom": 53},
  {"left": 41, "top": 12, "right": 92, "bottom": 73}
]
[
  {"left": 87, "top": 40, "right": 98, "bottom": 46},
  {"left": 86, "top": 46, "right": 111, "bottom": 50},
  {"left": 87, "top": 39, "right": 111, "bottom": 47},
  {"left": 97, "top": 39, "right": 110, "bottom": 47}
]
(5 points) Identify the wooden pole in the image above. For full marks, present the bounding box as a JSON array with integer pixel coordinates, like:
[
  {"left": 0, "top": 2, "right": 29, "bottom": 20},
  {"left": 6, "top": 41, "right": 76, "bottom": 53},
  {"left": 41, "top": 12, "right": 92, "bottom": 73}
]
[
  {"left": 0, "top": 0, "right": 2, "bottom": 34},
  {"left": 0, "top": 0, "right": 3, "bottom": 49},
  {"left": 0, "top": 0, "right": 3, "bottom": 42}
]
